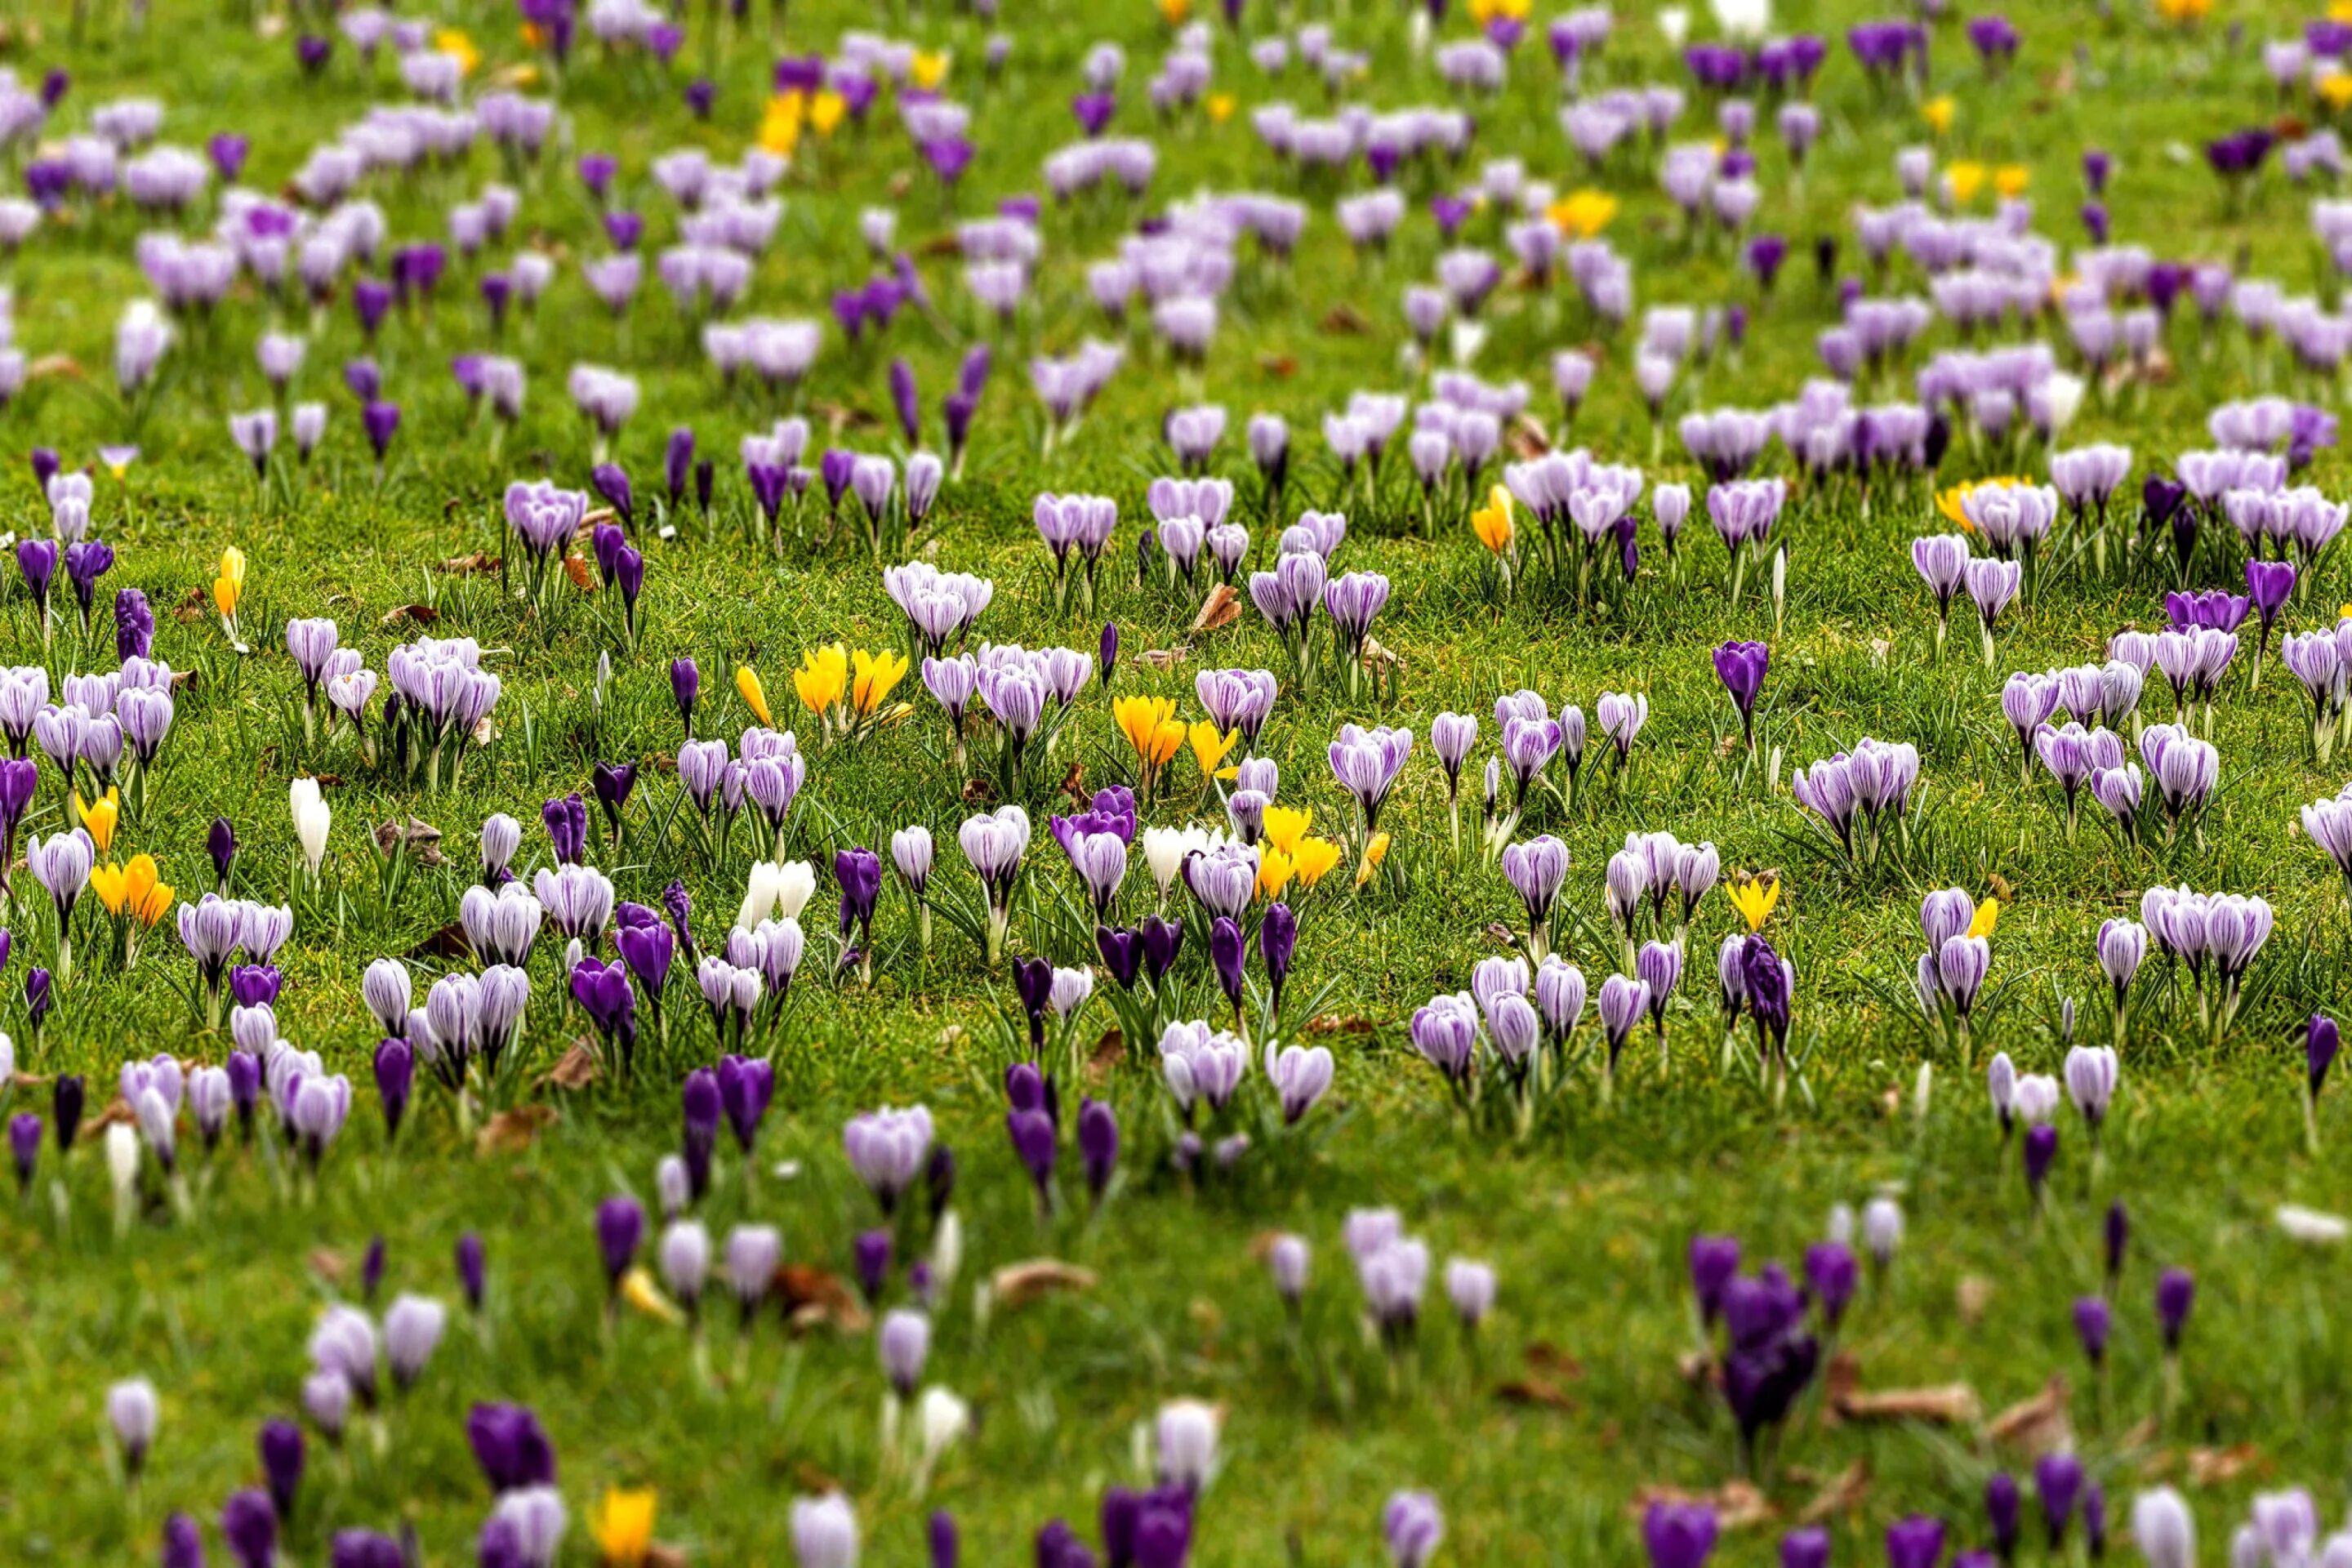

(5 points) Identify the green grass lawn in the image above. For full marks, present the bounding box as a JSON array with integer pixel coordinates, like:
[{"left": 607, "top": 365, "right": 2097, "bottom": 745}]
[{"left": 2, "top": 0, "right": 2351, "bottom": 1562}]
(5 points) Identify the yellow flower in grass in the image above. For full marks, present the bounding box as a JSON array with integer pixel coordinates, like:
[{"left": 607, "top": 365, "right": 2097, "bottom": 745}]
[
  {"left": 2334, "top": 0, "right": 2352, "bottom": 21},
  {"left": 1472, "top": 485, "right": 1516, "bottom": 555},
  {"left": 435, "top": 29, "right": 481, "bottom": 76},
  {"left": 1546, "top": 189, "right": 1619, "bottom": 240},
  {"left": 908, "top": 50, "right": 951, "bottom": 90},
  {"left": 850, "top": 648, "right": 910, "bottom": 716},
  {"left": 1353, "top": 831, "right": 1392, "bottom": 889},
  {"left": 1256, "top": 848, "right": 1295, "bottom": 902},
  {"left": 1261, "top": 805, "right": 1312, "bottom": 857},
  {"left": 808, "top": 90, "right": 848, "bottom": 136},
  {"left": 1922, "top": 96, "right": 1956, "bottom": 136},
  {"left": 1207, "top": 92, "right": 1236, "bottom": 125},
  {"left": 1993, "top": 165, "right": 2031, "bottom": 200},
  {"left": 736, "top": 665, "right": 773, "bottom": 727},
  {"left": 92, "top": 855, "right": 172, "bottom": 925},
  {"left": 1468, "top": 0, "right": 1531, "bottom": 22},
  {"left": 2153, "top": 0, "right": 2209, "bottom": 23},
  {"left": 1967, "top": 898, "right": 2001, "bottom": 940},
  {"left": 1188, "top": 722, "right": 1238, "bottom": 777},
  {"left": 1728, "top": 874, "right": 1780, "bottom": 931},
  {"left": 2323, "top": 73, "right": 2352, "bottom": 114},
  {"left": 621, "top": 1267, "right": 683, "bottom": 1326},
  {"left": 76, "top": 789, "right": 119, "bottom": 855},
  {"left": 793, "top": 644, "right": 849, "bottom": 715},
  {"left": 759, "top": 94, "right": 807, "bottom": 158},
  {"left": 590, "top": 1486, "right": 659, "bottom": 1566},
  {"left": 1159, "top": 0, "right": 1192, "bottom": 22},
  {"left": 1292, "top": 837, "right": 1343, "bottom": 888},
  {"left": 212, "top": 546, "right": 246, "bottom": 621},
  {"left": 1115, "top": 696, "right": 1185, "bottom": 774},
  {"left": 1944, "top": 160, "right": 1987, "bottom": 206}
]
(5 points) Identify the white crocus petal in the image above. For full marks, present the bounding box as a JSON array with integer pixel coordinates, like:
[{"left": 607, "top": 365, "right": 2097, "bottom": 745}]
[
  {"left": 929, "top": 1209, "right": 962, "bottom": 1293},
  {"left": 917, "top": 1385, "right": 971, "bottom": 1467},
  {"left": 2276, "top": 1205, "right": 2350, "bottom": 1244},
  {"left": 1658, "top": 7, "right": 1691, "bottom": 45},
  {"left": 1710, "top": 0, "right": 1771, "bottom": 41},
  {"left": 290, "top": 777, "right": 331, "bottom": 874},
  {"left": 105, "top": 1121, "right": 140, "bottom": 1191},
  {"left": 775, "top": 860, "right": 817, "bottom": 920},
  {"left": 737, "top": 860, "right": 783, "bottom": 931},
  {"left": 2041, "top": 372, "right": 2086, "bottom": 435},
  {"left": 1141, "top": 828, "right": 1188, "bottom": 894},
  {"left": 1448, "top": 319, "right": 1486, "bottom": 368}
]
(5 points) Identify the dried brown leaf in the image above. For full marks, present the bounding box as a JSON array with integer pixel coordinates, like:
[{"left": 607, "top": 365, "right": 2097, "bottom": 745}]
[
  {"left": 407, "top": 921, "right": 473, "bottom": 962},
  {"left": 1508, "top": 412, "right": 1553, "bottom": 459},
  {"left": 1797, "top": 1459, "right": 1871, "bottom": 1524},
  {"left": 1319, "top": 303, "right": 1371, "bottom": 335},
  {"left": 1984, "top": 1375, "right": 2072, "bottom": 1454},
  {"left": 27, "top": 353, "right": 82, "bottom": 381},
  {"left": 542, "top": 1044, "right": 602, "bottom": 1091},
  {"left": 1496, "top": 1376, "right": 1577, "bottom": 1410},
  {"left": 476, "top": 1103, "right": 558, "bottom": 1156},
  {"left": 438, "top": 550, "right": 500, "bottom": 575},
  {"left": 308, "top": 1248, "right": 346, "bottom": 1285},
  {"left": 1190, "top": 582, "right": 1242, "bottom": 633},
  {"left": 373, "top": 816, "right": 445, "bottom": 865},
  {"left": 1835, "top": 1383, "right": 1980, "bottom": 1425},
  {"left": 563, "top": 555, "right": 596, "bottom": 593},
  {"left": 1257, "top": 354, "right": 1298, "bottom": 377},
  {"left": 1139, "top": 646, "right": 1191, "bottom": 671},
  {"left": 2185, "top": 1445, "right": 2264, "bottom": 1486},
  {"left": 991, "top": 1258, "right": 1098, "bottom": 1307},
  {"left": 1526, "top": 1342, "right": 1585, "bottom": 1379},
  {"left": 1303, "top": 1014, "right": 1375, "bottom": 1036},
  {"left": 1085, "top": 1029, "right": 1125, "bottom": 1085},
  {"left": 777, "top": 1265, "right": 869, "bottom": 1333},
  {"left": 379, "top": 603, "right": 441, "bottom": 628}
]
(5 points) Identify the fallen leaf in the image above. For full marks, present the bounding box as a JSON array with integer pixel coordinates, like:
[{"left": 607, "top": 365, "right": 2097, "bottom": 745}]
[
  {"left": 1984, "top": 1375, "right": 2072, "bottom": 1454},
  {"left": 372, "top": 816, "right": 445, "bottom": 865},
  {"left": 1257, "top": 354, "right": 1297, "bottom": 377},
  {"left": 960, "top": 776, "right": 997, "bottom": 806},
  {"left": 1508, "top": 413, "right": 1553, "bottom": 458},
  {"left": 470, "top": 715, "right": 497, "bottom": 746},
  {"left": 1085, "top": 1029, "right": 1125, "bottom": 1085},
  {"left": 379, "top": 603, "right": 441, "bottom": 628},
  {"left": 542, "top": 1044, "right": 602, "bottom": 1090},
  {"left": 1360, "top": 635, "right": 1402, "bottom": 670},
  {"left": 438, "top": 550, "right": 500, "bottom": 575},
  {"left": 1630, "top": 1481, "right": 1773, "bottom": 1530},
  {"left": 813, "top": 400, "right": 884, "bottom": 434},
  {"left": 1497, "top": 1376, "right": 1577, "bottom": 1410},
  {"left": 1139, "top": 646, "right": 1191, "bottom": 671},
  {"left": 564, "top": 555, "right": 596, "bottom": 593},
  {"left": 407, "top": 921, "right": 474, "bottom": 962},
  {"left": 1797, "top": 1459, "right": 1871, "bottom": 1524},
  {"left": 777, "top": 1265, "right": 869, "bottom": 1333},
  {"left": 1190, "top": 582, "right": 1242, "bottom": 633},
  {"left": 991, "top": 1258, "right": 1098, "bottom": 1307},
  {"left": 308, "top": 1248, "right": 346, "bottom": 1285},
  {"left": 2185, "top": 1445, "right": 2264, "bottom": 1486},
  {"left": 1303, "top": 1014, "right": 1376, "bottom": 1036},
  {"left": 917, "top": 232, "right": 962, "bottom": 257},
  {"left": 1834, "top": 1383, "right": 1980, "bottom": 1425},
  {"left": 27, "top": 353, "right": 82, "bottom": 381},
  {"left": 1319, "top": 303, "right": 1371, "bottom": 335},
  {"left": 476, "top": 1104, "right": 558, "bottom": 1156},
  {"left": 1526, "top": 1342, "right": 1585, "bottom": 1379},
  {"left": 91, "top": 1096, "right": 137, "bottom": 1129},
  {"left": 645, "top": 1548, "right": 690, "bottom": 1568},
  {"left": 1057, "top": 761, "right": 1088, "bottom": 804},
  {"left": 172, "top": 586, "right": 209, "bottom": 625}
]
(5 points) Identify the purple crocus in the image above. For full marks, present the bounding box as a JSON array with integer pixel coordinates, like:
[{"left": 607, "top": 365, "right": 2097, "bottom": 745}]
[
  {"left": 1712, "top": 640, "right": 1769, "bottom": 747},
  {"left": 595, "top": 1194, "right": 644, "bottom": 1296}
]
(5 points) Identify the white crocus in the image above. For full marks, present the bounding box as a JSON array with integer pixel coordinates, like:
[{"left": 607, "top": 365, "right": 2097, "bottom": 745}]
[
  {"left": 737, "top": 860, "right": 786, "bottom": 930},
  {"left": 106, "top": 1122, "right": 140, "bottom": 1235},
  {"left": 773, "top": 859, "right": 817, "bottom": 920},
  {"left": 912, "top": 1385, "right": 971, "bottom": 1494},
  {"left": 1658, "top": 6, "right": 1691, "bottom": 44},
  {"left": 289, "top": 777, "right": 331, "bottom": 878},
  {"left": 2276, "top": 1205, "right": 2350, "bottom": 1244},
  {"left": 1710, "top": 0, "right": 1771, "bottom": 41}
]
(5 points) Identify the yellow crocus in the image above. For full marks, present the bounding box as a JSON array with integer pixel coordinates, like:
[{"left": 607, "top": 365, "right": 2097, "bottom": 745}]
[
  {"left": 2153, "top": 0, "right": 2210, "bottom": 22},
  {"left": 808, "top": 90, "right": 848, "bottom": 136},
  {"left": 1967, "top": 898, "right": 2000, "bottom": 940},
  {"left": 76, "top": 789, "right": 120, "bottom": 855},
  {"left": 2323, "top": 73, "right": 2352, "bottom": 113},
  {"left": 1206, "top": 92, "right": 1235, "bottom": 125},
  {"left": 1354, "top": 831, "right": 1392, "bottom": 889},
  {"left": 1993, "top": 165, "right": 2030, "bottom": 200},
  {"left": 1468, "top": 0, "right": 1531, "bottom": 21},
  {"left": 1728, "top": 874, "right": 1781, "bottom": 931},
  {"left": 1922, "top": 96, "right": 1956, "bottom": 136},
  {"left": 793, "top": 644, "right": 849, "bottom": 714},
  {"left": 590, "top": 1487, "right": 659, "bottom": 1567},
  {"left": 621, "top": 1267, "right": 683, "bottom": 1325},
  {"left": 850, "top": 648, "right": 910, "bottom": 715},
  {"left": 1945, "top": 160, "right": 1987, "bottom": 206},
  {"left": 1472, "top": 485, "right": 1516, "bottom": 555},
  {"left": 1546, "top": 189, "right": 1619, "bottom": 240},
  {"left": 1256, "top": 848, "right": 1295, "bottom": 902},
  {"left": 88, "top": 861, "right": 127, "bottom": 915},
  {"left": 735, "top": 665, "right": 773, "bottom": 727},
  {"left": 2333, "top": 0, "right": 2352, "bottom": 21},
  {"left": 1188, "top": 721, "right": 1237, "bottom": 777},
  {"left": 908, "top": 50, "right": 951, "bottom": 90},
  {"left": 93, "top": 854, "right": 168, "bottom": 924},
  {"left": 759, "top": 94, "right": 807, "bottom": 158},
  {"left": 435, "top": 28, "right": 480, "bottom": 75},
  {"left": 212, "top": 546, "right": 246, "bottom": 621},
  {"left": 1262, "top": 805, "right": 1312, "bottom": 857},
  {"left": 1291, "top": 837, "right": 1343, "bottom": 888},
  {"left": 1159, "top": 0, "right": 1191, "bottom": 21}
]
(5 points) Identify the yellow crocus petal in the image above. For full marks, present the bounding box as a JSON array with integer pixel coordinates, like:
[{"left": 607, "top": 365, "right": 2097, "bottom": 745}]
[
  {"left": 1256, "top": 848, "right": 1295, "bottom": 901},
  {"left": 137, "top": 880, "right": 175, "bottom": 928},
  {"left": 1472, "top": 485, "right": 1516, "bottom": 553},
  {"left": 1993, "top": 165, "right": 2030, "bottom": 199},
  {"left": 1354, "top": 831, "right": 1392, "bottom": 889},
  {"left": 78, "top": 789, "right": 119, "bottom": 854},
  {"left": 590, "top": 1487, "right": 659, "bottom": 1567},
  {"left": 1151, "top": 720, "right": 1187, "bottom": 768},
  {"left": 1967, "top": 898, "right": 2001, "bottom": 940},
  {"left": 734, "top": 665, "right": 773, "bottom": 727},
  {"left": 759, "top": 95, "right": 806, "bottom": 158},
  {"left": 621, "top": 1267, "right": 684, "bottom": 1325},
  {"left": 1187, "top": 721, "right": 1238, "bottom": 775},
  {"left": 1291, "top": 837, "right": 1343, "bottom": 887},
  {"left": 1159, "top": 0, "right": 1191, "bottom": 21},
  {"left": 852, "top": 648, "right": 910, "bottom": 715},
  {"left": 909, "top": 50, "right": 950, "bottom": 90},
  {"left": 436, "top": 29, "right": 480, "bottom": 75},
  {"left": 213, "top": 545, "right": 247, "bottom": 618},
  {"left": 1262, "top": 805, "right": 1312, "bottom": 857},
  {"left": 1206, "top": 92, "right": 1235, "bottom": 124},
  {"left": 1922, "top": 96, "right": 1955, "bottom": 135},
  {"left": 89, "top": 862, "right": 126, "bottom": 916},
  {"left": 793, "top": 645, "right": 849, "bottom": 713},
  {"left": 809, "top": 90, "right": 847, "bottom": 136},
  {"left": 1114, "top": 696, "right": 1179, "bottom": 764},
  {"left": 1946, "top": 160, "right": 1986, "bottom": 205},
  {"left": 1545, "top": 189, "right": 1619, "bottom": 240},
  {"left": 1730, "top": 875, "right": 1781, "bottom": 931}
]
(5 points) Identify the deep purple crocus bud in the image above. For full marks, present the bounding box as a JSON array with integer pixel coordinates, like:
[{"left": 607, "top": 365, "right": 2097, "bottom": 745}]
[
  {"left": 373, "top": 1038, "right": 412, "bottom": 1142},
  {"left": 854, "top": 1227, "right": 893, "bottom": 1302},
  {"left": 114, "top": 588, "right": 154, "bottom": 662},
  {"left": 666, "top": 428, "right": 695, "bottom": 506},
  {"left": 160, "top": 1512, "right": 203, "bottom": 1568},
  {"left": 2104, "top": 1201, "right": 2128, "bottom": 1287},
  {"left": 592, "top": 462, "right": 634, "bottom": 529},
  {"left": 209, "top": 817, "right": 238, "bottom": 886},
  {"left": 7, "top": 1111, "right": 38, "bottom": 1192},
  {"left": 1209, "top": 915, "right": 1246, "bottom": 1013},
  {"left": 222, "top": 1486, "right": 276, "bottom": 1568},
  {"left": 362, "top": 1236, "right": 385, "bottom": 1303},
  {"left": 1078, "top": 1097, "right": 1118, "bottom": 1203},
  {"left": 2156, "top": 1267, "right": 2194, "bottom": 1352},
  {"left": 2310, "top": 1013, "right": 2341, "bottom": 1099},
  {"left": 929, "top": 1510, "right": 959, "bottom": 1568},
  {"left": 682, "top": 1068, "right": 721, "bottom": 1200},
  {"left": 457, "top": 1232, "right": 487, "bottom": 1312},
  {"left": 1985, "top": 1471, "right": 2021, "bottom": 1559},
  {"left": 2035, "top": 1450, "right": 2085, "bottom": 1549},
  {"left": 1258, "top": 902, "right": 1296, "bottom": 1013},
  {"left": 927, "top": 1142, "right": 956, "bottom": 1224},
  {"left": 1689, "top": 1233, "right": 1740, "bottom": 1326},
  {"left": 51, "top": 1071, "right": 80, "bottom": 1152},
  {"left": 2072, "top": 1294, "right": 2111, "bottom": 1367},
  {"left": 29, "top": 448, "right": 57, "bottom": 492},
  {"left": 694, "top": 457, "right": 715, "bottom": 513},
  {"left": 1140, "top": 915, "right": 1183, "bottom": 982},
  {"left": 595, "top": 1196, "right": 644, "bottom": 1293},
  {"left": 1803, "top": 1241, "right": 1856, "bottom": 1331},
  {"left": 1008, "top": 1107, "right": 1058, "bottom": 1205},
  {"left": 717, "top": 1055, "right": 773, "bottom": 1154},
  {"left": 2023, "top": 1122, "right": 2058, "bottom": 1199},
  {"left": 835, "top": 846, "right": 884, "bottom": 943},
  {"left": 1100, "top": 622, "right": 1119, "bottom": 690},
  {"left": 890, "top": 358, "right": 920, "bottom": 446},
  {"left": 671, "top": 658, "right": 699, "bottom": 733},
  {"left": 1780, "top": 1527, "right": 1831, "bottom": 1568},
  {"left": 259, "top": 1417, "right": 305, "bottom": 1522},
  {"left": 362, "top": 400, "right": 401, "bottom": 462},
  {"left": 591, "top": 761, "right": 638, "bottom": 835}
]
